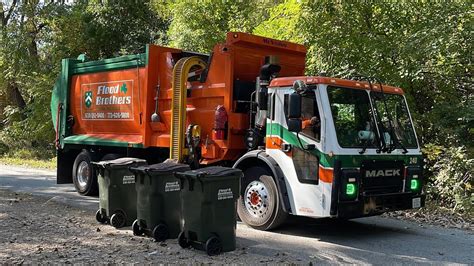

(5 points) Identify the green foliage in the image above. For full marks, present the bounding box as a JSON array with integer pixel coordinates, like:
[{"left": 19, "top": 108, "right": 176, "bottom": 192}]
[
  {"left": 253, "top": 0, "right": 303, "bottom": 43},
  {"left": 0, "top": 0, "right": 169, "bottom": 158},
  {"left": 0, "top": 140, "right": 8, "bottom": 155},
  {"left": 162, "top": 0, "right": 274, "bottom": 52},
  {"left": 424, "top": 144, "right": 473, "bottom": 214},
  {"left": 298, "top": 1, "right": 472, "bottom": 149}
]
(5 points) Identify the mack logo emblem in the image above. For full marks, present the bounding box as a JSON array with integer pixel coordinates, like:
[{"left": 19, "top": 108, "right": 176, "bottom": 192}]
[
  {"left": 84, "top": 91, "right": 93, "bottom": 108},
  {"left": 366, "top": 169, "right": 401, "bottom": 177}
]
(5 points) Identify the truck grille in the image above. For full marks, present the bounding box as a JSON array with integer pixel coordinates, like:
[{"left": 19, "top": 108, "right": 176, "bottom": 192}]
[{"left": 360, "top": 160, "right": 404, "bottom": 195}]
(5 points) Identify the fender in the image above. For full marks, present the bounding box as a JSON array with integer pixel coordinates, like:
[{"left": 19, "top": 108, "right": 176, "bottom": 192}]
[{"left": 233, "top": 149, "right": 292, "bottom": 213}]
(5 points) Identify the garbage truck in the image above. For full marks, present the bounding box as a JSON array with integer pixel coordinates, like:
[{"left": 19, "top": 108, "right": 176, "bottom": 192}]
[{"left": 51, "top": 32, "right": 425, "bottom": 230}]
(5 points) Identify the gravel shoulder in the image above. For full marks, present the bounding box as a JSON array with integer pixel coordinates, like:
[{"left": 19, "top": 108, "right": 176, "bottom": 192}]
[{"left": 0, "top": 188, "right": 297, "bottom": 264}]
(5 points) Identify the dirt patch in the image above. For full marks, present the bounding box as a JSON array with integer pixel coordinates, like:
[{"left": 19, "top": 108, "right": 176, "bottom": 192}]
[
  {"left": 0, "top": 189, "right": 293, "bottom": 264},
  {"left": 383, "top": 205, "right": 473, "bottom": 231}
]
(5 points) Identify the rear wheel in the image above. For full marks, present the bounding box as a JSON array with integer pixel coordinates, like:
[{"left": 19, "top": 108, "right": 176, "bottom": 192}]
[
  {"left": 72, "top": 150, "right": 98, "bottom": 196},
  {"left": 237, "top": 167, "right": 287, "bottom": 230},
  {"left": 132, "top": 220, "right": 142, "bottom": 236}
]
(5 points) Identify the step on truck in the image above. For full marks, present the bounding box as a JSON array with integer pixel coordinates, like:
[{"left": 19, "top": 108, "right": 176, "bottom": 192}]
[{"left": 51, "top": 32, "right": 425, "bottom": 230}]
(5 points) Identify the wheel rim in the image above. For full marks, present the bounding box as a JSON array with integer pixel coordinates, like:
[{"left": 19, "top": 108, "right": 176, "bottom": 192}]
[
  {"left": 244, "top": 180, "right": 270, "bottom": 219},
  {"left": 76, "top": 161, "right": 90, "bottom": 190}
]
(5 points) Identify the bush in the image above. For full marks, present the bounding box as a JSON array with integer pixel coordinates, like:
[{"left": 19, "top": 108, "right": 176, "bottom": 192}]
[
  {"left": 424, "top": 144, "right": 473, "bottom": 214},
  {"left": 0, "top": 141, "right": 8, "bottom": 155}
]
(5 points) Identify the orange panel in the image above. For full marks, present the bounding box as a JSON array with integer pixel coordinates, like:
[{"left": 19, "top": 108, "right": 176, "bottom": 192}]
[
  {"left": 70, "top": 68, "right": 147, "bottom": 143},
  {"left": 319, "top": 167, "right": 334, "bottom": 183}
]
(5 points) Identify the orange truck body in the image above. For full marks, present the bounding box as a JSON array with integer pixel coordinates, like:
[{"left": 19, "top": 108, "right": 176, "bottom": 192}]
[{"left": 53, "top": 32, "right": 306, "bottom": 165}]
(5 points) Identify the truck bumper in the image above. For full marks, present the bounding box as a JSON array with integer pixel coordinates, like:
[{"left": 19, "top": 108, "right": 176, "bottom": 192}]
[{"left": 337, "top": 192, "right": 426, "bottom": 219}]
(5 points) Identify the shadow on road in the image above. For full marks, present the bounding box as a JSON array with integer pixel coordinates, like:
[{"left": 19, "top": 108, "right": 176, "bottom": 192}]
[
  {"left": 277, "top": 215, "right": 415, "bottom": 239},
  {"left": 239, "top": 215, "right": 472, "bottom": 264}
]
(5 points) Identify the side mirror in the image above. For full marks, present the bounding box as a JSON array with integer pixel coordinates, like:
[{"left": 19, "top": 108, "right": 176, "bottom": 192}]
[
  {"left": 288, "top": 118, "right": 302, "bottom": 132},
  {"left": 288, "top": 93, "right": 301, "bottom": 118}
]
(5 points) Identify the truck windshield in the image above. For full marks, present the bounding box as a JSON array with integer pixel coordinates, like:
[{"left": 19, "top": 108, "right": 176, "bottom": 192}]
[
  {"left": 370, "top": 92, "right": 418, "bottom": 149},
  {"left": 327, "top": 86, "right": 378, "bottom": 148},
  {"left": 327, "top": 86, "right": 418, "bottom": 150}
]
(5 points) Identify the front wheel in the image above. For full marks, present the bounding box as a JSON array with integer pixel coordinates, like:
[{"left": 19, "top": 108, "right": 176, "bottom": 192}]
[
  {"left": 110, "top": 212, "right": 126, "bottom": 228},
  {"left": 237, "top": 168, "right": 287, "bottom": 231},
  {"left": 152, "top": 224, "right": 169, "bottom": 242},
  {"left": 95, "top": 209, "right": 107, "bottom": 224},
  {"left": 205, "top": 236, "right": 222, "bottom": 256},
  {"left": 72, "top": 150, "right": 98, "bottom": 196},
  {"left": 178, "top": 232, "right": 190, "bottom": 248}
]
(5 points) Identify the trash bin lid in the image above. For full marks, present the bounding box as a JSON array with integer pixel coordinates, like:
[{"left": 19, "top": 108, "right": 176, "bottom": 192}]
[
  {"left": 94, "top": 157, "right": 147, "bottom": 169},
  {"left": 146, "top": 162, "right": 190, "bottom": 175},
  {"left": 182, "top": 166, "right": 242, "bottom": 180},
  {"left": 130, "top": 161, "right": 190, "bottom": 175}
]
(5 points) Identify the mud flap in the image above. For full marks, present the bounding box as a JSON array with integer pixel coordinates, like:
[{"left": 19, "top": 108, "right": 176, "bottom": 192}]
[{"left": 57, "top": 149, "right": 79, "bottom": 184}]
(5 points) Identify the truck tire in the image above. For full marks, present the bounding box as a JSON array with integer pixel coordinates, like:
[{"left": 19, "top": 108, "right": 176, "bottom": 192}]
[
  {"left": 72, "top": 150, "right": 98, "bottom": 196},
  {"left": 237, "top": 167, "right": 287, "bottom": 231}
]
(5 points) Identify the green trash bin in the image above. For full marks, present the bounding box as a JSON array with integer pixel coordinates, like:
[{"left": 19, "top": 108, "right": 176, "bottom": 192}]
[
  {"left": 129, "top": 161, "right": 190, "bottom": 242},
  {"left": 93, "top": 157, "right": 147, "bottom": 228},
  {"left": 175, "top": 166, "right": 242, "bottom": 256}
]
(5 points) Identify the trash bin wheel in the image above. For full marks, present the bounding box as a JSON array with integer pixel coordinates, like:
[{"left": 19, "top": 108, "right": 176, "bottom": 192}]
[
  {"left": 110, "top": 212, "right": 126, "bottom": 228},
  {"left": 95, "top": 209, "right": 107, "bottom": 224},
  {"left": 152, "top": 223, "right": 169, "bottom": 242},
  {"left": 178, "top": 231, "right": 190, "bottom": 248},
  {"left": 132, "top": 220, "right": 142, "bottom": 236},
  {"left": 205, "top": 236, "right": 222, "bottom": 256}
]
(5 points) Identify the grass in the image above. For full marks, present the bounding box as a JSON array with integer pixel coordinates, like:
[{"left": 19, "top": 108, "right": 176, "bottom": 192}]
[{"left": 0, "top": 156, "right": 56, "bottom": 170}]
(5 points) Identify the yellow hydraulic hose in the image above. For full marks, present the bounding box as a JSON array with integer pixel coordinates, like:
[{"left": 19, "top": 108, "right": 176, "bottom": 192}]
[{"left": 169, "top": 56, "right": 206, "bottom": 162}]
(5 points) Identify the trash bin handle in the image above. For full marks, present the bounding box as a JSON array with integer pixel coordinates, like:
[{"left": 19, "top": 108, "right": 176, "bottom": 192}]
[{"left": 174, "top": 172, "right": 186, "bottom": 189}]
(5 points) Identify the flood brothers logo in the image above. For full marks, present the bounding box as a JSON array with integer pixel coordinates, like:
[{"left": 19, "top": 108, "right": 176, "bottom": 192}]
[
  {"left": 95, "top": 83, "right": 131, "bottom": 105},
  {"left": 84, "top": 91, "right": 93, "bottom": 108},
  {"left": 83, "top": 82, "right": 131, "bottom": 108}
]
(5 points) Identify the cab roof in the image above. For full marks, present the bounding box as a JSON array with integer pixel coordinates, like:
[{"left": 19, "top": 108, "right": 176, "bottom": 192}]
[{"left": 269, "top": 76, "right": 405, "bottom": 95}]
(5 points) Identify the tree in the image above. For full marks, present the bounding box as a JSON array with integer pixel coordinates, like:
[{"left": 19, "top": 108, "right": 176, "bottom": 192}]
[
  {"left": 0, "top": 0, "right": 169, "bottom": 156},
  {"left": 253, "top": 0, "right": 303, "bottom": 44},
  {"left": 298, "top": 1, "right": 472, "bottom": 148},
  {"left": 161, "top": 0, "right": 275, "bottom": 52}
]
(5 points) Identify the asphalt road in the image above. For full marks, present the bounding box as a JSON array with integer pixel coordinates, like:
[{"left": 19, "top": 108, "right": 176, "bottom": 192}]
[{"left": 1, "top": 164, "right": 473, "bottom": 264}]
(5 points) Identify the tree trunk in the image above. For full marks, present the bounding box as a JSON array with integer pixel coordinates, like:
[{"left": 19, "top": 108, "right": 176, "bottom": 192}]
[{"left": 5, "top": 82, "right": 26, "bottom": 110}]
